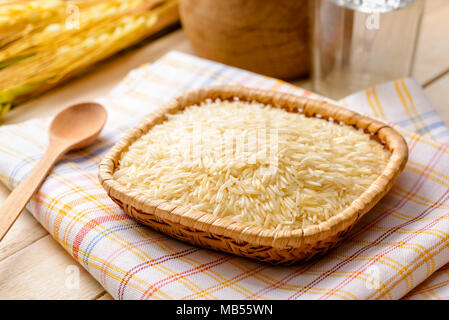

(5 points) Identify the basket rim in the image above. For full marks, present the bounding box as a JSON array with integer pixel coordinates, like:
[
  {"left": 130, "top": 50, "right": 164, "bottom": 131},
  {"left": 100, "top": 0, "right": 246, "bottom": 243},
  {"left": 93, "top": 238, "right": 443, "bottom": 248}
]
[{"left": 98, "top": 85, "right": 408, "bottom": 249}]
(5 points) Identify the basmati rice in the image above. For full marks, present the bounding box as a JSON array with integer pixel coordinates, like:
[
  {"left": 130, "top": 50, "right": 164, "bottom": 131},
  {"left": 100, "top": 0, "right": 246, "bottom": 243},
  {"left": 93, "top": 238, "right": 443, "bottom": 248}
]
[{"left": 113, "top": 99, "right": 390, "bottom": 230}]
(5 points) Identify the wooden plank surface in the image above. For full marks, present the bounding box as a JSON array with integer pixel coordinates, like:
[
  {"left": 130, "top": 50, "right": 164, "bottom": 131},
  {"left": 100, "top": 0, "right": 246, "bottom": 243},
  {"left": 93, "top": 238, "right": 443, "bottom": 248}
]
[
  {"left": 97, "top": 293, "right": 114, "bottom": 300},
  {"left": 0, "top": 0, "right": 448, "bottom": 299},
  {"left": 414, "top": 0, "right": 449, "bottom": 86},
  {"left": 0, "top": 235, "right": 104, "bottom": 300}
]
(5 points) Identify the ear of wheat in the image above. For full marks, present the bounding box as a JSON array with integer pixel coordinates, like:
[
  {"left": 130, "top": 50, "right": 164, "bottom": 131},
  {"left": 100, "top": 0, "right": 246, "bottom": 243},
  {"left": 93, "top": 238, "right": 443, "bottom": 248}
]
[{"left": 0, "top": 0, "right": 178, "bottom": 117}]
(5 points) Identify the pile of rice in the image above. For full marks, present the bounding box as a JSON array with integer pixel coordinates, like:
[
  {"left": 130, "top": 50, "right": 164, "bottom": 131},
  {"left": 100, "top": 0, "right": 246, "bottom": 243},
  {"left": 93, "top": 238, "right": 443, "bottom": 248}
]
[{"left": 113, "top": 99, "right": 389, "bottom": 230}]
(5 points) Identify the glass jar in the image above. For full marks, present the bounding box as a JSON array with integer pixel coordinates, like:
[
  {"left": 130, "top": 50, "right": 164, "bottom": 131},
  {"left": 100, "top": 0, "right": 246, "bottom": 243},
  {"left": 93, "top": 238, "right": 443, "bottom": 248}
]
[{"left": 311, "top": 0, "right": 424, "bottom": 100}]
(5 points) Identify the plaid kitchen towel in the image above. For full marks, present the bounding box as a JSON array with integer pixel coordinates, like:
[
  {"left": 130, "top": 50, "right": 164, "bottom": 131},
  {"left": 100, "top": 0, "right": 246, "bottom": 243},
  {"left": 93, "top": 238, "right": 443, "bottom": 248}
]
[
  {"left": 0, "top": 51, "right": 449, "bottom": 300},
  {"left": 342, "top": 80, "right": 449, "bottom": 300}
]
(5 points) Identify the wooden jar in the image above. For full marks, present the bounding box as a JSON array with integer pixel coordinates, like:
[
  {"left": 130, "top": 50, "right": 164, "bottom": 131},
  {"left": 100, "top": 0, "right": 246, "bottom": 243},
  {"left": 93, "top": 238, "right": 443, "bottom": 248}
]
[{"left": 179, "top": 0, "right": 310, "bottom": 80}]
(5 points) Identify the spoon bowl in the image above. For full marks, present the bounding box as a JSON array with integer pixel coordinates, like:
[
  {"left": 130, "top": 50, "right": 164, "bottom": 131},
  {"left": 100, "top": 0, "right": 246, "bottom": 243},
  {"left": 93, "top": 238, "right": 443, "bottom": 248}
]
[{"left": 50, "top": 102, "right": 107, "bottom": 150}]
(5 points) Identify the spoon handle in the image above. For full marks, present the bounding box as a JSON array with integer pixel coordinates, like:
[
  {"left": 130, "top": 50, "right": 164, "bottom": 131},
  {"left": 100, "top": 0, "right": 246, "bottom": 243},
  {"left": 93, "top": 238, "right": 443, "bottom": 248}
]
[{"left": 0, "top": 144, "right": 64, "bottom": 241}]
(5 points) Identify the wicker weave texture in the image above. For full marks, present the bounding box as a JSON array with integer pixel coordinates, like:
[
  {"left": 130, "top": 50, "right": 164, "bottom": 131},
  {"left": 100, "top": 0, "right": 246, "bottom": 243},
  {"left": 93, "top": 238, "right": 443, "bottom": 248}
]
[{"left": 99, "top": 86, "right": 408, "bottom": 264}]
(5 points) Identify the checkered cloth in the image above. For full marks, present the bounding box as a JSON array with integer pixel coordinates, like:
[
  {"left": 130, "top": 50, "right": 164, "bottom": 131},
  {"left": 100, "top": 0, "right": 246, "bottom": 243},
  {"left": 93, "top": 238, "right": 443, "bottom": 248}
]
[{"left": 1, "top": 51, "right": 449, "bottom": 300}]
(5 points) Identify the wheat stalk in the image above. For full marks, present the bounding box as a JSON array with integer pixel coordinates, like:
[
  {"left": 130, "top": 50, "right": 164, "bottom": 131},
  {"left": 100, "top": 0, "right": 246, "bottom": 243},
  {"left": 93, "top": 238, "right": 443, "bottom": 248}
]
[{"left": 0, "top": 0, "right": 178, "bottom": 117}]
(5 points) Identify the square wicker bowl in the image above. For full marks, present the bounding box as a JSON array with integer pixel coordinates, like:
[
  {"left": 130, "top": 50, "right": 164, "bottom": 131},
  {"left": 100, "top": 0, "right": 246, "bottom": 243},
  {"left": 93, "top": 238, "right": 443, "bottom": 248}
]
[{"left": 98, "top": 86, "right": 408, "bottom": 264}]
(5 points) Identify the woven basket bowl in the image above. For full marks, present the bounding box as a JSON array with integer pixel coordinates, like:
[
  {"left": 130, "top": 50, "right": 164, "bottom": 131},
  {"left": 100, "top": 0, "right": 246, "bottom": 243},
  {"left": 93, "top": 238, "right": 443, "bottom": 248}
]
[{"left": 99, "top": 86, "right": 408, "bottom": 264}]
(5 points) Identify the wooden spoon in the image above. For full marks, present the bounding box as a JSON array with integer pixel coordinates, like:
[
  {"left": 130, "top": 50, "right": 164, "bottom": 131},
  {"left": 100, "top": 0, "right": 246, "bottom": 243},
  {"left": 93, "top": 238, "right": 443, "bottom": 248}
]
[{"left": 0, "top": 102, "right": 107, "bottom": 241}]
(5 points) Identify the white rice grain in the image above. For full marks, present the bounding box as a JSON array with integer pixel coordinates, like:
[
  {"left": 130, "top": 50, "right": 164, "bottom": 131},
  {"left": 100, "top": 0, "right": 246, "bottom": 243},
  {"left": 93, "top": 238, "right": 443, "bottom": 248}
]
[{"left": 113, "top": 99, "right": 389, "bottom": 230}]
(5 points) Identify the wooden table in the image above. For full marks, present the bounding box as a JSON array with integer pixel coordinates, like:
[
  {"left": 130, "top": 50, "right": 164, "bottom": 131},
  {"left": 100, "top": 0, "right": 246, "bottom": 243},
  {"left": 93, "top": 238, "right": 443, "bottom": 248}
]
[{"left": 1, "top": 0, "right": 448, "bottom": 300}]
